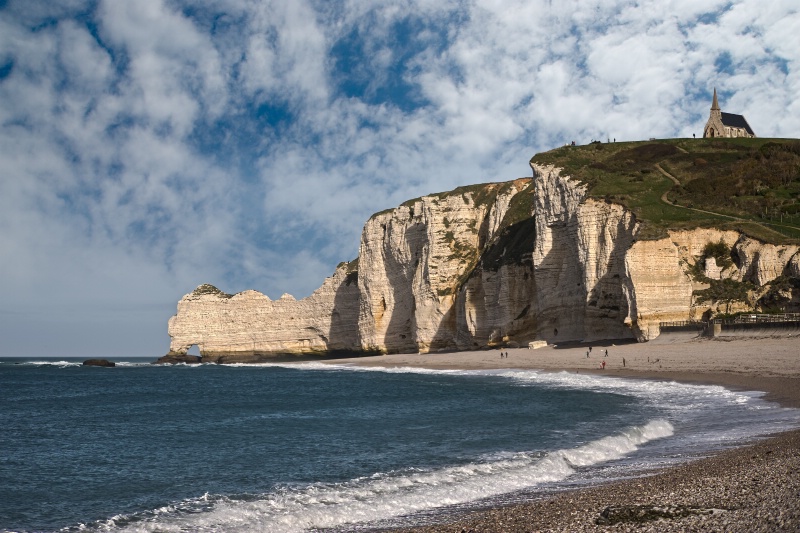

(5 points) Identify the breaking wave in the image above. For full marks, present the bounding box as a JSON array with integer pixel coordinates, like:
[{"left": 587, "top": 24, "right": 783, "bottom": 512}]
[{"left": 82, "top": 420, "right": 673, "bottom": 533}]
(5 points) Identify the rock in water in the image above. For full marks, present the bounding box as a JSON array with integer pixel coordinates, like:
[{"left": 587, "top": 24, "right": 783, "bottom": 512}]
[
  {"left": 82, "top": 359, "right": 115, "bottom": 367},
  {"left": 153, "top": 353, "right": 202, "bottom": 365}
]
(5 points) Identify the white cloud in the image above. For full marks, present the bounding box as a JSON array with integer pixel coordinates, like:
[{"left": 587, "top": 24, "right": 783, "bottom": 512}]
[{"left": 236, "top": 0, "right": 329, "bottom": 105}]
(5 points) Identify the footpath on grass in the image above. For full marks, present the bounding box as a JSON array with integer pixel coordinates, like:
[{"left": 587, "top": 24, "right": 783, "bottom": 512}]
[{"left": 654, "top": 162, "right": 799, "bottom": 240}]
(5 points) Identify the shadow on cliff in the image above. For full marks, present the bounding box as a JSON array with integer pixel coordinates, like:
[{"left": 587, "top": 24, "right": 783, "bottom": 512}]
[
  {"left": 533, "top": 207, "right": 637, "bottom": 344},
  {"left": 379, "top": 220, "right": 428, "bottom": 353},
  {"left": 326, "top": 270, "right": 365, "bottom": 356},
  {"left": 430, "top": 217, "right": 538, "bottom": 350}
]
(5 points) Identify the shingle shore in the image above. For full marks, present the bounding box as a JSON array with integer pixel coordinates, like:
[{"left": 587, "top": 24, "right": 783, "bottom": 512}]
[
  {"left": 387, "top": 429, "right": 800, "bottom": 533},
  {"left": 318, "top": 337, "right": 800, "bottom": 532}
]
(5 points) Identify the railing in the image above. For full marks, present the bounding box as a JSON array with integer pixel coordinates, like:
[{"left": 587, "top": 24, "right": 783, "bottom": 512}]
[
  {"left": 659, "top": 314, "right": 800, "bottom": 333},
  {"left": 659, "top": 320, "right": 706, "bottom": 328},
  {"left": 713, "top": 313, "right": 800, "bottom": 325}
]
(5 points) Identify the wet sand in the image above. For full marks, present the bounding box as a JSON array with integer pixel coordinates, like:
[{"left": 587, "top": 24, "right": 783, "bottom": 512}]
[{"left": 320, "top": 335, "right": 800, "bottom": 532}]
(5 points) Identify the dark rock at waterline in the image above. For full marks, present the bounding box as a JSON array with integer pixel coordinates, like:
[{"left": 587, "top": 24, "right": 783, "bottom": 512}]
[
  {"left": 82, "top": 359, "right": 116, "bottom": 367},
  {"left": 153, "top": 353, "right": 202, "bottom": 365}
]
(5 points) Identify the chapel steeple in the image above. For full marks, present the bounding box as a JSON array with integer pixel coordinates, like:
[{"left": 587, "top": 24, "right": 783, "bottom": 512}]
[{"left": 711, "top": 88, "right": 720, "bottom": 111}]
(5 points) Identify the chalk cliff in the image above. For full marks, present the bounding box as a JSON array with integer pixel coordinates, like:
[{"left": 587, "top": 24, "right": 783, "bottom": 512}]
[
  {"left": 166, "top": 166, "right": 800, "bottom": 359},
  {"left": 357, "top": 180, "right": 531, "bottom": 353},
  {"left": 166, "top": 263, "right": 360, "bottom": 362}
]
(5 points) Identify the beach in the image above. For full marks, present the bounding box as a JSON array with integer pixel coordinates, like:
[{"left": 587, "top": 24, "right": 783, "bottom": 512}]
[{"left": 322, "top": 335, "right": 800, "bottom": 532}]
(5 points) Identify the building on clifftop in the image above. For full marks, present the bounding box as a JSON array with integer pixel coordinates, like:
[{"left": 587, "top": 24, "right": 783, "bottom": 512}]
[{"left": 703, "top": 88, "right": 755, "bottom": 138}]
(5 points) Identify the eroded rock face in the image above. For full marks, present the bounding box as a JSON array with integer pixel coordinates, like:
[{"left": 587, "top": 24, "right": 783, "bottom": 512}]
[
  {"left": 531, "top": 164, "right": 638, "bottom": 343},
  {"left": 167, "top": 264, "right": 361, "bottom": 359},
  {"left": 166, "top": 168, "right": 800, "bottom": 358},
  {"left": 623, "top": 237, "right": 694, "bottom": 340},
  {"left": 622, "top": 229, "right": 734, "bottom": 340},
  {"left": 788, "top": 253, "right": 800, "bottom": 278},
  {"left": 734, "top": 238, "right": 799, "bottom": 286},
  {"left": 357, "top": 180, "right": 532, "bottom": 353},
  {"left": 166, "top": 181, "right": 540, "bottom": 358}
]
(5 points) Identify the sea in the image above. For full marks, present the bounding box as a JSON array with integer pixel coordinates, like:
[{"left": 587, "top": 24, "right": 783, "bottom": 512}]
[{"left": 1, "top": 357, "right": 799, "bottom": 533}]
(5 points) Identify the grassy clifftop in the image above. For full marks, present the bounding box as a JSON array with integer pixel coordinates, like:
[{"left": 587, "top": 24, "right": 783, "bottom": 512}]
[{"left": 531, "top": 138, "right": 800, "bottom": 243}]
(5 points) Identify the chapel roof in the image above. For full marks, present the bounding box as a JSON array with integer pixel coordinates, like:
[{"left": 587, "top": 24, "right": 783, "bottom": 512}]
[{"left": 720, "top": 112, "right": 755, "bottom": 135}]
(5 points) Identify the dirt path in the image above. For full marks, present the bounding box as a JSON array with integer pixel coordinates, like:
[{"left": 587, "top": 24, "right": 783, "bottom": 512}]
[
  {"left": 653, "top": 163, "right": 795, "bottom": 239},
  {"left": 654, "top": 163, "right": 680, "bottom": 205}
]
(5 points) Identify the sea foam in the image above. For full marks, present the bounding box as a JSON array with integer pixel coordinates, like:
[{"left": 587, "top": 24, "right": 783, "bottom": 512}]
[{"left": 103, "top": 420, "right": 672, "bottom": 533}]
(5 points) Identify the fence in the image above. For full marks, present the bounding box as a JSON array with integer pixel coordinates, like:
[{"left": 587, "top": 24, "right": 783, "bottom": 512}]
[
  {"left": 659, "top": 314, "right": 800, "bottom": 338},
  {"left": 712, "top": 313, "right": 800, "bottom": 325}
]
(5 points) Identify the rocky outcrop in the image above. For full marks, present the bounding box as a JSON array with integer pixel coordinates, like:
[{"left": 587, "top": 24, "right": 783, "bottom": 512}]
[
  {"left": 82, "top": 359, "right": 115, "bottom": 367},
  {"left": 166, "top": 167, "right": 800, "bottom": 359},
  {"left": 733, "top": 238, "right": 799, "bottom": 287},
  {"left": 166, "top": 263, "right": 361, "bottom": 360},
  {"left": 153, "top": 354, "right": 201, "bottom": 365},
  {"left": 622, "top": 229, "right": 734, "bottom": 340}
]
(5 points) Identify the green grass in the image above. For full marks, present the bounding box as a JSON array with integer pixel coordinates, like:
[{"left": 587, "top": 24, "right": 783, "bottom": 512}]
[{"left": 531, "top": 138, "right": 800, "bottom": 243}]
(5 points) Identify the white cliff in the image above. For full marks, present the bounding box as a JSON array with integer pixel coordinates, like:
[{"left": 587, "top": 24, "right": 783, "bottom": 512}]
[
  {"left": 166, "top": 262, "right": 360, "bottom": 361},
  {"left": 357, "top": 180, "right": 532, "bottom": 353},
  {"left": 530, "top": 164, "right": 638, "bottom": 343},
  {"left": 165, "top": 168, "right": 800, "bottom": 359}
]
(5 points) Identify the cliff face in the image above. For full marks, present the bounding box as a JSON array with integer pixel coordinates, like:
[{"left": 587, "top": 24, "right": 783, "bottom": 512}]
[
  {"left": 622, "top": 229, "right": 738, "bottom": 340},
  {"left": 357, "top": 180, "right": 531, "bottom": 353},
  {"left": 167, "top": 264, "right": 360, "bottom": 361},
  {"left": 531, "top": 165, "right": 638, "bottom": 343},
  {"left": 167, "top": 180, "right": 535, "bottom": 358},
  {"left": 166, "top": 167, "right": 800, "bottom": 359}
]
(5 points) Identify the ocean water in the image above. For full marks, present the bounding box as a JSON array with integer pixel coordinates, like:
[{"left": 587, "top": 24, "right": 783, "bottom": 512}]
[{"left": 1, "top": 358, "right": 798, "bottom": 533}]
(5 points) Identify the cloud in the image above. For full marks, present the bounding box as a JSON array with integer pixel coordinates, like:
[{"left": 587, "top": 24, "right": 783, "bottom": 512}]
[{"left": 0, "top": 0, "right": 799, "bottom": 356}]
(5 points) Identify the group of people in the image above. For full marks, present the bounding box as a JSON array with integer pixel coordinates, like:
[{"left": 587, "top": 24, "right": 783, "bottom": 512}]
[
  {"left": 586, "top": 346, "right": 610, "bottom": 358},
  {"left": 583, "top": 346, "right": 626, "bottom": 369},
  {"left": 500, "top": 351, "right": 510, "bottom": 358}
]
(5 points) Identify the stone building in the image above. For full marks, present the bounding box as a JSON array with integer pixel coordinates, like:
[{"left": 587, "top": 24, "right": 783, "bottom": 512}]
[{"left": 703, "top": 88, "right": 755, "bottom": 138}]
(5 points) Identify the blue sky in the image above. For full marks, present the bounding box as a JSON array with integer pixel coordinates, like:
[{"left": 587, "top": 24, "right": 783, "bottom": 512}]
[{"left": 1, "top": 0, "right": 799, "bottom": 357}]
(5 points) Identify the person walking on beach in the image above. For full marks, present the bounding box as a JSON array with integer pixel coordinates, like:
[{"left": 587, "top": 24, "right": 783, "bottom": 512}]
[
  {"left": 586, "top": 350, "right": 589, "bottom": 358},
  {"left": 623, "top": 357, "right": 626, "bottom": 367},
  {"left": 605, "top": 349, "right": 608, "bottom": 357},
  {"left": 601, "top": 360, "right": 606, "bottom": 369}
]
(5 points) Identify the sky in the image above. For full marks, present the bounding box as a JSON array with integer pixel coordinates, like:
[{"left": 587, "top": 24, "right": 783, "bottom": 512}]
[{"left": 1, "top": 0, "right": 799, "bottom": 358}]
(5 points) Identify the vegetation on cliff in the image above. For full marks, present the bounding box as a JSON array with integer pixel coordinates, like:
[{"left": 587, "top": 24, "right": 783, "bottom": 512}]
[
  {"left": 531, "top": 138, "right": 800, "bottom": 243},
  {"left": 191, "top": 284, "right": 233, "bottom": 298}
]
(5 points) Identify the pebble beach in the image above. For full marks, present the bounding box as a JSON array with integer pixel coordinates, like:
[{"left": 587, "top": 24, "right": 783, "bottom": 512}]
[{"left": 325, "top": 335, "right": 800, "bottom": 532}]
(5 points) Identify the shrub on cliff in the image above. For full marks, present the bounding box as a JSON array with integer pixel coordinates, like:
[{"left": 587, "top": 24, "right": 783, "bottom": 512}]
[{"left": 694, "top": 278, "right": 754, "bottom": 314}]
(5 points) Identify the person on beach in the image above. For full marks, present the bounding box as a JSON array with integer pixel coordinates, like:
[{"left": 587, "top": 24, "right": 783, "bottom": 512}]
[
  {"left": 601, "top": 360, "right": 606, "bottom": 369},
  {"left": 586, "top": 350, "right": 589, "bottom": 358},
  {"left": 623, "top": 357, "right": 626, "bottom": 367},
  {"left": 605, "top": 349, "right": 608, "bottom": 357}
]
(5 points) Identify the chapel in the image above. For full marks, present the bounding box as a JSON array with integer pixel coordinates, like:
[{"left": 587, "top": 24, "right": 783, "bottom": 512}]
[{"left": 703, "top": 88, "right": 755, "bottom": 138}]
